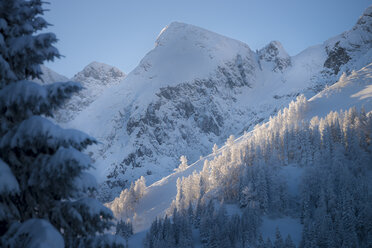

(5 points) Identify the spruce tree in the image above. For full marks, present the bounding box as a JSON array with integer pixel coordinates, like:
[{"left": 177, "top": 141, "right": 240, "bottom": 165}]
[
  {"left": 274, "top": 228, "right": 284, "bottom": 248},
  {"left": 266, "top": 238, "right": 274, "bottom": 248},
  {"left": 284, "top": 235, "right": 295, "bottom": 248},
  {"left": 257, "top": 234, "right": 266, "bottom": 248},
  {"left": 116, "top": 219, "right": 133, "bottom": 247},
  {"left": 0, "top": 0, "right": 124, "bottom": 247}
]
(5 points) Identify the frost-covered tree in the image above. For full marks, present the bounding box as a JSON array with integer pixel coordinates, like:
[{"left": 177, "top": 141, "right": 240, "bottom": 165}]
[
  {"left": 134, "top": 176, "right": 146, "bottom": 200},
  {"left": 176, "top": 155, "right": 188, "bottom": 171},
  {"left": 141, "top": 94, "right": 372, "bottom": 247},
  {"left": 212, "top": 143, "right": 218, "bottom": 154},
  {"left": 0, "top": 1, "right": 124, "bottom": 247},
  {"left": 226, "top": 134, "right": 235, "bottom": 146},
  {"left": 109, "top": 175, "right": 147, "bottom": 220}
]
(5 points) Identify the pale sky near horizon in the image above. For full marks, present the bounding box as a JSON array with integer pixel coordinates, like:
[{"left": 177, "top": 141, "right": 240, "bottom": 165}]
[{"left": 43, "top": 0, "right": 371, "bottom": 78}]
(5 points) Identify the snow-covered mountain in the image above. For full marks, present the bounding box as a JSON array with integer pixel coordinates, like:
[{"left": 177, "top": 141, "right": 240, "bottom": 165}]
[
  {"left": 68, "top": 6, "right": 372, "bottom": 201},
  {"left": 31, "top": 62, "right": 126, "bottom": 124},
  {"left": 109, "top": 61, "right": 372, "bottom": 246},
  {"left": 31, "top": 65, "right": 69, "bottom": 84},
  {"left": 54, "top": 62, "right": 126, "bottom": 123}
]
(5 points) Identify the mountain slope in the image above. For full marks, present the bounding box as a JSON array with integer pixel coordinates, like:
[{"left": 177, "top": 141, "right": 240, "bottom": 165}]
[
  {"left": 109, "top": 62, "right": 372, "bottom": 241},
  {"left": 31, "top": 65, "right": 69, "bottom": 84},
  {"left": 322, "top": 5, "right": 372, "bottom": 77},
  {"left": 69, "top": 7, "right": 372, "bottom": 201},
  {"left": 307, "top": 63, "right": 372, "bottom": 118}
]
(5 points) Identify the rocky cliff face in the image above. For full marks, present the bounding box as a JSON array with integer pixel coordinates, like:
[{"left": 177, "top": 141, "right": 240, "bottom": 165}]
[
  {"left": 63, "top": 8, "right": 372, "bottom": 201},
  {"left": 258, "top": 41, "right": 291, "bottom": 72},
  {"left": 322, "top": 6, "right": 372, "bottom": 77}
]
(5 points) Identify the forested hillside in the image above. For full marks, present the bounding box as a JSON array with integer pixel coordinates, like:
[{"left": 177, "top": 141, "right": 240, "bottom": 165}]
[
  {"left": 137, "top": 96, "right": 372, "bottom": 247},
  {"left": 110, "top": 63, "right": 372, "bottom": 247}
]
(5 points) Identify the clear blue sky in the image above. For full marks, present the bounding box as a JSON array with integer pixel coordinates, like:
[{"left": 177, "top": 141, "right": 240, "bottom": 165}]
[{"left": 44, "top": 0, "right": 371, "bottom": 78}]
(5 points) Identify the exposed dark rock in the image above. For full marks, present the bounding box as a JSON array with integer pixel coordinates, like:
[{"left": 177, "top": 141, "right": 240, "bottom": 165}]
[
  {"left": 194, "top": 114, "right": 221, "bottom": 135},
  {"left": 219, "top": 55, "right": 254, "bottom": 88},
  {"left": 119, "top": 59, "right": 254, "bottom": 170},
  {"left": 324, "top": 42, "right": 351, "bottom": 74},
  {"left": 123, "top": 152, "right": 140, "bottom": 168},
  {"left": 258, "top": 41, "right": 291, "bottom": 72}
]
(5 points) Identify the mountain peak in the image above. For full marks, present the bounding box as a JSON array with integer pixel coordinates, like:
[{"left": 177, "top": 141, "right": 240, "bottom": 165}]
[
  {"left": 86, "top": 61, "right": 110, "bottom": 68},
  {"left": 259, "top": 41, "right": 289, "bottom": 60},
  {"left": 258, "top": 41, "right": 291, "bottom": 71},
  {"left": 155, "top": 21, "right": 205, "bottom": 46},
  {"left": 129, "top": 21, "right": 255, "bottom": 88},
  {"left": 155, "top": 21, "right": 250, "bottom": 50},
  {"left": 73, "top": 61, "right": 126, "bottom": 84},
  {"left": 357, "top": 5, "right": 372, "bottom": 25},
  {"left": 82, "top": 61, "right": 122, "bottom": 74}
]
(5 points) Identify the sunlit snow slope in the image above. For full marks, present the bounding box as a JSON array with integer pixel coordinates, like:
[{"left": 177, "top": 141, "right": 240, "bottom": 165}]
[{"left": 110, "top": 61, "right": 372, "bottom": 235}]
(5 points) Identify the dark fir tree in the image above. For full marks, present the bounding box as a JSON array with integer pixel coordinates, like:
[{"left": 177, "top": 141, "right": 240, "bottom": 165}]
[
  {"left": 284, "top": 235, "right": 295, "bottom": 248},
  {"left": 116, "top": 219, "right": 133, "bottom": 248},
  {"left": 0, "top": 0, "right": 124, "bottom": 247}
]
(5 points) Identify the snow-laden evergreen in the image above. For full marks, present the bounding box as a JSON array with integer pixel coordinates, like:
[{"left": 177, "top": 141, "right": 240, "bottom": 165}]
[
  {"left": 2, "top": 218, "right": 64, "bottom": 248},
  {"left": 107, "top": 176, "right": 147, "bottom": 221},
  {"left": 161, "top": 98, "right": 372, "bottom": 247},
  {"left": 175, "top": 156, "right": 189, "bottom": 172},
  {"left": 144, "top": 200, "right": 296, "bottom": 248},
  {"left": 140, "top": 96, "right": 371, "bottom": 247},
  {"left": 0, "top": 0, "right": 60, "bottom": 87},
  {"left": 0, "top": 1, "right": 124, "bottom": 247}
]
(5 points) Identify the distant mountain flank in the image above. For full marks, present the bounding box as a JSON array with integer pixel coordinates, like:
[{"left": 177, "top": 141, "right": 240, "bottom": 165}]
[
  {"left": 31, "top": 62, "right": 126, "bottom": 124},
  {"left": 31, "top": 65, "right": 69, "bottom": 84},
  {"left": 54, "top": 62, "right": 126, "bottom": 123},
  {"left": 73, "top": 61, "right": 126, "bottom": 86}
]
